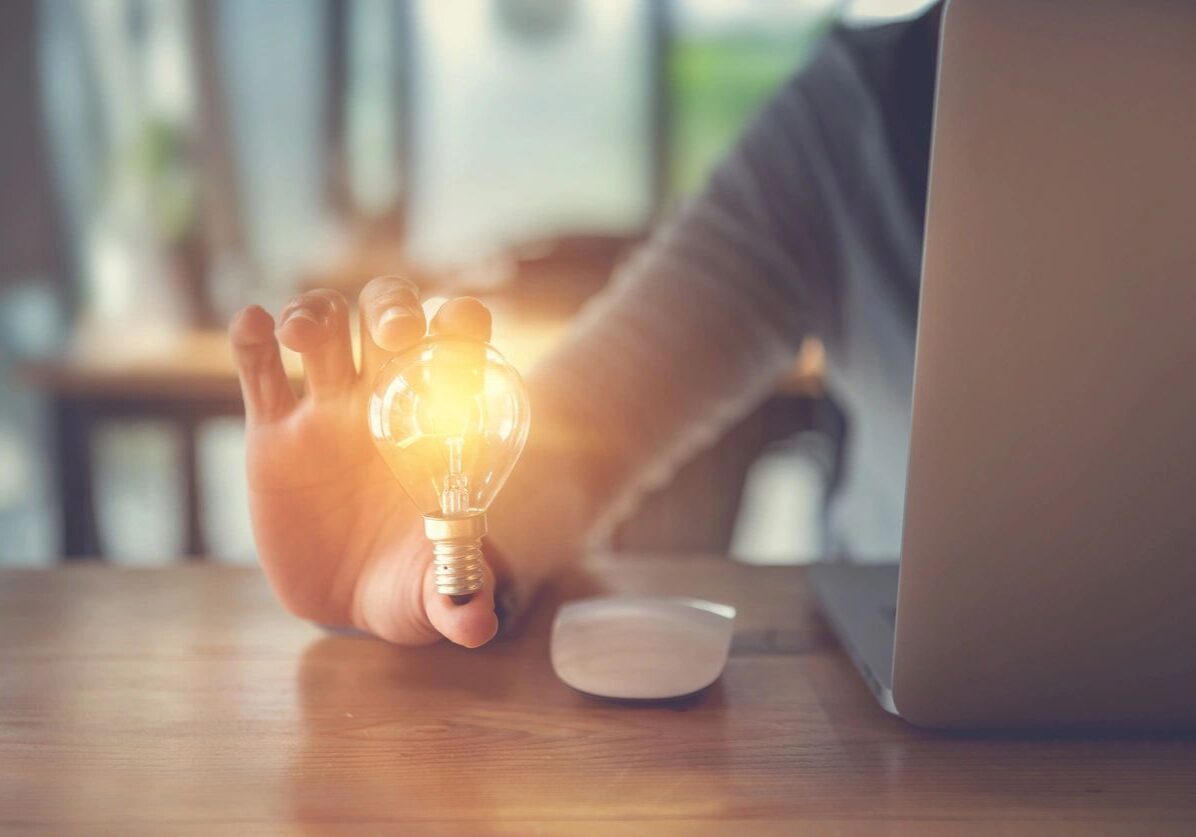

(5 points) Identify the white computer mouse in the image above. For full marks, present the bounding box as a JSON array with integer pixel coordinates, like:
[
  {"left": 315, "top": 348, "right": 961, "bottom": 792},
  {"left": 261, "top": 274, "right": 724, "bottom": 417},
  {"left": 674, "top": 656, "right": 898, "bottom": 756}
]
[{"left": 550, "top": 596, "right": 736, "bottom": 700}]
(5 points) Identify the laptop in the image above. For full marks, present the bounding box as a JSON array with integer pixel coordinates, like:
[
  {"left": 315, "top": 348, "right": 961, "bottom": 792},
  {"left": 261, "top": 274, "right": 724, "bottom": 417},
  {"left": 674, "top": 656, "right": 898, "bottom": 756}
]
[{"left": 810, "top": 0, "right": 1196, "bottom": 729}]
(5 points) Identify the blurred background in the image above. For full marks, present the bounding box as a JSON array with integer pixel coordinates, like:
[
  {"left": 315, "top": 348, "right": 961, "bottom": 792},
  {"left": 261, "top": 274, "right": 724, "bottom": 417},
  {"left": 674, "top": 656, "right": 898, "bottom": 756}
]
[{"left": 0, "top": 0, "right": 934, "bottom": 567}]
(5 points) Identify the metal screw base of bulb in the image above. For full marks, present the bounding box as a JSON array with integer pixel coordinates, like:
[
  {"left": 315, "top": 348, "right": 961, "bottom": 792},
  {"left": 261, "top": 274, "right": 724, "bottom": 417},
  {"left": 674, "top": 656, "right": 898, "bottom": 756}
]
[{"left": 425, "top": 513, "right": 487, "bottom": 600}]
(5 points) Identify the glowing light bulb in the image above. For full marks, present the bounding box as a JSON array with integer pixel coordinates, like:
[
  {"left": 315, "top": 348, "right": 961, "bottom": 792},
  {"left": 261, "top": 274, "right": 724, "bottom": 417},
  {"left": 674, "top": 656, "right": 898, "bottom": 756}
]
[{"left": 369, "top": 337, "right": 530, "bottom": 601}]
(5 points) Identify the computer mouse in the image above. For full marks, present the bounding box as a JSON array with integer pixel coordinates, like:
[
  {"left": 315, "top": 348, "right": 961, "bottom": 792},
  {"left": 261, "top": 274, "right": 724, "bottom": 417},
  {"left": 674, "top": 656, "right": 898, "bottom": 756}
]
[{"left": 550, "top": 596, "right": 736, "bottom": 700}]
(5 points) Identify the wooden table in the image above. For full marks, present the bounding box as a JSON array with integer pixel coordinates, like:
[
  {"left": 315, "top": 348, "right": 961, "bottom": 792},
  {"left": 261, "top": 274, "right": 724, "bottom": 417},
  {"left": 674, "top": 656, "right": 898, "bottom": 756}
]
[{"left": 2, "top": 557, "right": 1193, "bottom": 834}]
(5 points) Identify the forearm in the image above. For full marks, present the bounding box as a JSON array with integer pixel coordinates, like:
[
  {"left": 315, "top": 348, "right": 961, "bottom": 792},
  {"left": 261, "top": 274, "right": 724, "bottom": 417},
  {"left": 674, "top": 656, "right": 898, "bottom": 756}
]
[{"left": 487, "top": 66, "right": 842, "bottom": 602}]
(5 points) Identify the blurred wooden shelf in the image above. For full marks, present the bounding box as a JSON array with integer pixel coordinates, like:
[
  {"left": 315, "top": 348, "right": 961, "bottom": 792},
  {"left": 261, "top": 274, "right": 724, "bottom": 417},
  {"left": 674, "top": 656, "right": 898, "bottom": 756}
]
[
  {"left": 19, "top": 329, "right": 255, "bottom": 401},
  {"left": 16, "top": 315, "right": 823, "bottom": 402},
  {"left": 16, "top": 314, "right": 823, "bottom": 559}
]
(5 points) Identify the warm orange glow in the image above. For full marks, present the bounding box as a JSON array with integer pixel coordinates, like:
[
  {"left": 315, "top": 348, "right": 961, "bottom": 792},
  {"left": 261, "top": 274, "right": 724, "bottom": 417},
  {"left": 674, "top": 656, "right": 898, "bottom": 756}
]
[{"left": 369, "top": 338, "right": 530, "bottom": 518}]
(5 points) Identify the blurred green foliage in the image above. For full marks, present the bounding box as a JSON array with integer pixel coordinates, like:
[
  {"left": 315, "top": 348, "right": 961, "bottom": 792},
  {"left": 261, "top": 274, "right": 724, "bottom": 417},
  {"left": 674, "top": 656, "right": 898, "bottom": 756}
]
[
  {"left": 130, "top": 118, "right": 198, "bottom": 245},
  {"left": 669, "top": 23, "right": 830, "bottom": 197}
]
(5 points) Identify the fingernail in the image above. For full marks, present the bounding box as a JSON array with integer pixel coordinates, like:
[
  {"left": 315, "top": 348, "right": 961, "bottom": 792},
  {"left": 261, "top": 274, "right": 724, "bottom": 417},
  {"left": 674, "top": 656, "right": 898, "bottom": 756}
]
[
  {"left": 284, "top": 308, "right": 320, "bottom": 326},
  {"left": 379, "top": 307, "right": 417, "bottom": 327},
  {"left": 378, "top": 308, "right": 423, "bottom": 348}
]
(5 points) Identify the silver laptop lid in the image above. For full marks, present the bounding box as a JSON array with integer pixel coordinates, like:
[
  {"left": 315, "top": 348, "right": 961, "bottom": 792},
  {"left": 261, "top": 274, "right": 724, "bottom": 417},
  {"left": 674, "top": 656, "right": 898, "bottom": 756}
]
[{"left": 893, "top": 0, "right": 1196, "bottom": 728}]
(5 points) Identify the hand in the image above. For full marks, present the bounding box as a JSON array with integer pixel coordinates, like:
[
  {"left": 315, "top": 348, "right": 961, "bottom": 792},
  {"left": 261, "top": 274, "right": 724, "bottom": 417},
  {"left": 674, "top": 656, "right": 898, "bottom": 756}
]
[{"left": 229, "top": 277, "right": 500, "bottom": 647}]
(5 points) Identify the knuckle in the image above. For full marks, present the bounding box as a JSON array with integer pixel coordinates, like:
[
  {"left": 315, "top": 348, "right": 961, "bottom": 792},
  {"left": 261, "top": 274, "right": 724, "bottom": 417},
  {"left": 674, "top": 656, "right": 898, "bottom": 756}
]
[
  {"left": 289, "top": 290, "right": 321, "bottom": 307},
  {"left": 311, "top": 288, "right": 349, "bottom": 315},
  {"left": 286, "top": 289, "right": 342, "bottom": 316},
  {"left": 365, "top": 274, "right": 418, "bottom": 295},
  {"left": 233, "top": 342, "right": 268, "bottom": 369},
  {"left": 373, "top": 294, "right": 422, "bottom": 318},
  {"left": 362, "top": 280, "right": 419, "bottom": 312},
  {"left": 284, "top": 293, "right": 323, "bottom": 318}
]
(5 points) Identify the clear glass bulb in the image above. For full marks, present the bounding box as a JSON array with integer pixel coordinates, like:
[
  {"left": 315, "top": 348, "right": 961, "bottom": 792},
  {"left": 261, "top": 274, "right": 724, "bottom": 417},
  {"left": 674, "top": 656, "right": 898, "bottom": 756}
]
[{"left": 368, "top": 337, "right": 530, "bottom": 599}]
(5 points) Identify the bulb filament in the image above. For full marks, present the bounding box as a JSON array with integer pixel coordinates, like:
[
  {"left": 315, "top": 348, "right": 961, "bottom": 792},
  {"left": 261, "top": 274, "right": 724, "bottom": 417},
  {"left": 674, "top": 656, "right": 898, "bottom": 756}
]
[{"left": 440, "top": 435, "right": 470, "bottom": 517}]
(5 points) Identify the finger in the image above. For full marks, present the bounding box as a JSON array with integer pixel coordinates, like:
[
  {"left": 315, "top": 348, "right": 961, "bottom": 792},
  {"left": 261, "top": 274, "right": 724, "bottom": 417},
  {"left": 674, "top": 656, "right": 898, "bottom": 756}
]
[
  {"left": 423, "top": 559, "right": 499, "bottom": 649},
  {"left": 276, "top": 290, "right": 355, "bottom": 399},
  {"left": 430, "top": 297, "right": 492, "bottom": 342},
  {"left": 358, "top": 276, "right": 426, "bottom": 384},
  {"left": 427, "top": 297, "right": 489, "bottom": 392},
  {"left": 229, "top": 305, "right": 297, "bottom": 424}
]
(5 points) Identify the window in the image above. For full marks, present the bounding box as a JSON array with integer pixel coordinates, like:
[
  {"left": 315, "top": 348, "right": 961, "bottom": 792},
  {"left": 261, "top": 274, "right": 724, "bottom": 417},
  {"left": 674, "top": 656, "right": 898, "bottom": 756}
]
[
  {"left": 667, "top": 0, "right": 834, "bottom": 198},
  {"left": 404, "top": 0, "right": 654, "bottom": 269}
]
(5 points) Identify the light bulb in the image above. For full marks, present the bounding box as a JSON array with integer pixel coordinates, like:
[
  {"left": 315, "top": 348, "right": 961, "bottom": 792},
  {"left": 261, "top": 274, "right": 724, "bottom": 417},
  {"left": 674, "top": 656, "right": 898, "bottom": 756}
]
[{"left": 369, "top": 336, "right": 530, "bottom": 601}]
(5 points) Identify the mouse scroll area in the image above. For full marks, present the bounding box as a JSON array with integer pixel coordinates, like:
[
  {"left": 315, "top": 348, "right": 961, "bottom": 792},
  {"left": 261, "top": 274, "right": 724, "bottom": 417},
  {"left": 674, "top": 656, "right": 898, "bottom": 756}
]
[{"left": 550, "top": 596, "right": 736, "bottom": 700}]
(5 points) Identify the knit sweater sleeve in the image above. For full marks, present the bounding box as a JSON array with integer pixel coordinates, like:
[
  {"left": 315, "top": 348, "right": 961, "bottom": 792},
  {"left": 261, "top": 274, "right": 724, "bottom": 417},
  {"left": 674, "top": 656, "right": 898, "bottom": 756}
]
[{"left": 487, "top": 39, "right": 850, "bottom": 597}]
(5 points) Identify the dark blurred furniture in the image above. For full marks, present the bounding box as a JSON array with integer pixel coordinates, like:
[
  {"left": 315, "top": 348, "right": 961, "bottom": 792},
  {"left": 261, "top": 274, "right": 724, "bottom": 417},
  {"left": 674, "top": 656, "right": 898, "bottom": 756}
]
[
  {"left": 20, "top": 323, "right": 826, "bottom": 559},
  {"left": 19, "top": 330, "right": 251, "bottom": 558},
  {"left": 0, "top": 0, "right": 70, "bottom": 295},
  {"left": 4, "top": 556, "right": 1194, "bottom": 830},
  {"left": 611, "top": 388, "right": 841, "bottom": 554}
]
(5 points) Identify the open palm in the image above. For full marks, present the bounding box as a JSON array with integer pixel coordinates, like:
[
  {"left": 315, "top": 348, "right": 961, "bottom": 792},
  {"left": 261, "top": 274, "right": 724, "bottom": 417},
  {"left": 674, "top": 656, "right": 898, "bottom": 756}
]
[{"left": 229, "top": 277, "right": 499, "bottom": 647}]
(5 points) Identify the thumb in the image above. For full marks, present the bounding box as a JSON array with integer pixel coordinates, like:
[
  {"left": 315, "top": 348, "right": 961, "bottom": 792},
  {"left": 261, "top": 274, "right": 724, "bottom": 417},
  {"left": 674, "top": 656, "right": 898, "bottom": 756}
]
[{"left": 423, "top": 558, "right": 500, "bottom": 648}]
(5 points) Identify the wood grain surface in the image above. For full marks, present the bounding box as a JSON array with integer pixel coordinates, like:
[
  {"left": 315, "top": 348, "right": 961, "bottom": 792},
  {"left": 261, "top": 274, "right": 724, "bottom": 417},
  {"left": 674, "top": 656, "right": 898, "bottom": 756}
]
[{"left": 2, "top": 556, "right": 1194, "bottom": 835}]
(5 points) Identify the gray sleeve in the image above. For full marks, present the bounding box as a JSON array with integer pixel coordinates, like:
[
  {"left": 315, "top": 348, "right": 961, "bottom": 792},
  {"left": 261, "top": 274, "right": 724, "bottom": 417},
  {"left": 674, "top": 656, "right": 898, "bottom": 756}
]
[{"left": 489, "top": 44, "right": 848, "bottom": 573}]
